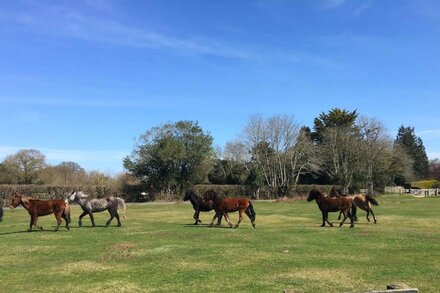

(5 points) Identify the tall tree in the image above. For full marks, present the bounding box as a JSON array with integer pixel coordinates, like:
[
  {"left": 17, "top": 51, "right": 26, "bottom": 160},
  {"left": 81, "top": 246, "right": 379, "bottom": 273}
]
[
  {"left": 123, "top": 121, "right": 214, "bottom": 193},
  {"left": 394, "top": 126, "right": 429, "bottom": 179},
  {"left": 312, "top": 108, "right": 358, "bottom": 143},
  {"left": 313, "top": 108, "right": 360, "bottom": 192},
  {"left": 3, "top": 149, "right": 46, "bottom": 184}
]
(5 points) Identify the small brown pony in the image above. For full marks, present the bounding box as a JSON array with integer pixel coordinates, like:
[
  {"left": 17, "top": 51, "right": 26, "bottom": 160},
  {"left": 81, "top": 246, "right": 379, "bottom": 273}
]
[
  {"left": 10, "top": 193, "right": 71, "bottom": 232},
  {"left": 203, "top": 189, "right": 256, "bottom": 228},
  {"left": 329, "top": 186, "right": 379, "bottom": 223},
  {"left": 307, "top": 189, "right": 355, "bottom": 228}
]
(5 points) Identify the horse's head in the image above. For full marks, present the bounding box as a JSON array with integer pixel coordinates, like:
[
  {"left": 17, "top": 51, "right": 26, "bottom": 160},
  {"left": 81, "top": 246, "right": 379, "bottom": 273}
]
[
  {"left": 68, "top": 191, "right": 87, "bottom": 202},
  {"left": 10, "top": 193, "right": 22, "bottom": 208},
  {"left": 307, "top": 189, "right": 323, "bottom": 202},
  {"left": 183, "top": 190, "right": 195, "bottom": 201}
]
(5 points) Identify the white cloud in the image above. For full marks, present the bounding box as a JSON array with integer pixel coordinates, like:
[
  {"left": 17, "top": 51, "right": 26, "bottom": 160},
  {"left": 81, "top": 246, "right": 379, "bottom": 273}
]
[{"left": 417, "top": 129, "right": 440, "bottom": 137}]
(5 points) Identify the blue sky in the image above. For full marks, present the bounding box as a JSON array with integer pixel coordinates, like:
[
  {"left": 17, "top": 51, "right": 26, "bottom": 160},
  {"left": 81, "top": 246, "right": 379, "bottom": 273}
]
[{"left": 1, "top": 0, "right": 440, "bottom": 173}]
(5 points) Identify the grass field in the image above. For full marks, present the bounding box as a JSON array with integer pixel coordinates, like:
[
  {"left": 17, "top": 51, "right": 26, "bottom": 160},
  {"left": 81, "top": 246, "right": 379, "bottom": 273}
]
[{"left": 0, "top": 195, "right": 439, "bottom": 292}]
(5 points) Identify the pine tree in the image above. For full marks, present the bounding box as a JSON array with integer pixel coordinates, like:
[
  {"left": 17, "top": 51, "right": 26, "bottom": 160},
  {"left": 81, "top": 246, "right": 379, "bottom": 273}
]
[{"left": 394, "top": 126, "right": 429, "bottom": 179}]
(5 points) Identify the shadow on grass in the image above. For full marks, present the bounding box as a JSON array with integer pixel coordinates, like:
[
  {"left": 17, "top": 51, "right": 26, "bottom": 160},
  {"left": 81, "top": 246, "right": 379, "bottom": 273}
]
[
  {"left": 180, "top": 223, "right": 237, "bottom": 229},
  {"left": 0, "top": 229, "right": 70, "bottom": 236}
]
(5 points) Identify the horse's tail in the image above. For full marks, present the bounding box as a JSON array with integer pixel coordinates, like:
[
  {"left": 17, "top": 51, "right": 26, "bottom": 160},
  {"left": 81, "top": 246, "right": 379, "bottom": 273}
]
[
  {"left": 246, "top": 201, "right": 256, "bottom": 223},
  {"left": 365, "top": 195, "right": 379, "bottom": 206},
  {"left": 351, "top": 201, "right": 358, "bottom": 222},
  {"left": 116, "top": 197, "right": 127, "bottom": 219},
  {"left": 63, "top": 201, "right": 71, "bottom": 226}
]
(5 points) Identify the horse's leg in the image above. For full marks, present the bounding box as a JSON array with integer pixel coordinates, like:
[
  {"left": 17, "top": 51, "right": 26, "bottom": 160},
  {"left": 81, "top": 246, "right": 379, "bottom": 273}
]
[
  {"left": 321, "top": 211, "right": 326, "bottom": 227},
  {"left": 89, "top": 212, "right": 96, "bottom": 227},
  {"left": 234, "top": 209, "right": 244, "bottom": 228},
  {"left": 223, "top": 213, "right": 233, "bottom": 228},
  {"left": 209, "top": 212, "right": 218, "bottom": 226},
  {"left": 370, "top": 208, "right": 377, "bottom": 224},
  {"left": 78, "top": 211, "right": 88, "bottom": 227},
  {"left": 54, "top": 211, "right": 62, "bottom": 231},
  {"left": 62, "top": 212, "right": 70, "bottom": 230},
  {"left": 324, "top": 212, "right": 333, "bottom": 227},
  {"left": 339, "top": 211, "right": 348, "bottom": 227},
  {"left": 106, "top": 209, "right": 115, "bottom": 227},
  {"left": 115, "top": 211, "right": 122, "bottom": 227},
  {"left": 33, "top": 215, "right": 44, "bottom": 230},
  {"left": 28, "top": 216, "right": 34, "bottom": 232},
  {"left": 193, "top": 209, "right": 201, "bottom": 225},
  {"left": 366, "top": 209, "right": 371, "bottom": 222},
  {"left": 338, "top": 211, "right": 342, "bottom": 220}
]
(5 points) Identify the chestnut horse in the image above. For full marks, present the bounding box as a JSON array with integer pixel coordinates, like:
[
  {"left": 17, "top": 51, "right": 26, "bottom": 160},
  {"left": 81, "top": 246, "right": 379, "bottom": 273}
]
[
  {"left": 203, "top": 190, "right": 256, "bottom": 228},
  {"left": 329, "top": 186, "right": 379, "bottom": 223},
  {"left": 10, "top": 193, "right": 71, "bottom": 232},
  {"left": 307, "top": 189, "right": 355, "bottom": 228},
  {"left": 183, "top": 190, "right": 217, "bottom": 225}
]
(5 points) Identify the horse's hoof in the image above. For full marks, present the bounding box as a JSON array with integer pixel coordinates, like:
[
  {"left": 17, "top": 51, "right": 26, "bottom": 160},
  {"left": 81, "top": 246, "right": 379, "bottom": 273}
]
[
  {"left": 27, "top": 229, "right": 32, "bottom": 232},
  {"left": 366, "top": 218, "right": 370, "bottom": 222},
  {"left": 350, "top": 225, "right": 354, "bottom": 228},
  {"left": 339, "top": 223, "right": 343, "bottom": 227},
  {"left": 117, "top": 224, "right": 122, "bottom": 227},
  {"left": 320, "top": 224, "right": 325, "bottom": 227},
  {"left": 252, "top": 223, "right": 256, "bottom": 228}
]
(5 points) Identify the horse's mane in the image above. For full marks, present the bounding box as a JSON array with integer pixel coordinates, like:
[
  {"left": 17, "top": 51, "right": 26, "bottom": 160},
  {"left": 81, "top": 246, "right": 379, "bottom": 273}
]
[
  {"left": 77, "top": 191, "right": 89, "bottom": 198},
  {"left": 204, "top": 189, "right": 220, "bottom": 199}
]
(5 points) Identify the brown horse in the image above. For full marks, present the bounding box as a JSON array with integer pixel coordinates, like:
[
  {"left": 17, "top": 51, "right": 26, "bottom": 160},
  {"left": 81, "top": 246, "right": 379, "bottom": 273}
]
[
  {"left": 307, "top": 189, "right": 355, "bottom": 228},
  {"left": 329, "top": 186, "right": 379, "bottom": 223},
  {"left": 203, "top": 190, "right": 256, "bottom": 228},
  {"left": 10, "top": 193, "right": 71, "bottom": 232}
]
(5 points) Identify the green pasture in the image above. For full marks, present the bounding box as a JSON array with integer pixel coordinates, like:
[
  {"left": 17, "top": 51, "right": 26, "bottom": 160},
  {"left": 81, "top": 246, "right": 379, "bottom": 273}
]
[{"left": 0, "top": 195, "right": 439, "bottom": 292}]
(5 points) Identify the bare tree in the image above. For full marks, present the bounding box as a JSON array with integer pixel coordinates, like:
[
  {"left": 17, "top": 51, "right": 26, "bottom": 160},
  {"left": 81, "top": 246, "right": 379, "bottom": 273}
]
[
  {"left": 240, "top": 114, "right": 318, "bottom": 195},
  {"left": 319, "top": 127, "right": 362, "bottom": 193},
  {"left": 3, "top": 149, "right": 46, "bottom": 184},
  {"left": 357, "top": 116, "right": 392, "bottom": 194}
]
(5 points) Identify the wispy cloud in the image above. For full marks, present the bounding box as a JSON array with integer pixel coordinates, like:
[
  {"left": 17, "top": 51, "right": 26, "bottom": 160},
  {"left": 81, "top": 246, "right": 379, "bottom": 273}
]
[
  {"left": 417, "top": 129, "right": 440, "bottom": 137},
  {"left": 0, "top": 5, "right": 252, "bottom": 59},
  {"left": 0, "top": 96, "right": 161, "bottom": 109}
]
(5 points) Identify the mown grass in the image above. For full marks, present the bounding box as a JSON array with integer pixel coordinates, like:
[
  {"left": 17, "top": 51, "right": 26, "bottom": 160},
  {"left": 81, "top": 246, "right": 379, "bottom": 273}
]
[{"left": 0, "top": 195, "right": 439, "bottom": 292}]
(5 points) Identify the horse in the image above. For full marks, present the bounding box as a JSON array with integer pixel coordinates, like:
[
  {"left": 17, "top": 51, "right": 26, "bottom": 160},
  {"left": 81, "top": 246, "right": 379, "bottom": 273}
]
[
  {"left": 68, "top": 191, "right": 126, "bottom": 227},
  {"left": 203, "top": 189, "right": 256, "bottom": 229},
  {"left": 9, "top": 193, "right": 71, "bottom": 232},
  {"left": 307, "top": 189, "right": 355, "bottom": 228},
  {"left": 329, "top": 186, "right": 379, "bottom": 223},
  {"left": 183, "top": 190, "right": 218, "bottom": 225}
]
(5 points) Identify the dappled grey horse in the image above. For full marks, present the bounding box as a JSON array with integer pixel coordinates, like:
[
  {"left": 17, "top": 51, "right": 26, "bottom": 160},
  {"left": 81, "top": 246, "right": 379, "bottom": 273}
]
[{"left": 68, "top": 191, "right": 126, "bottom": 227}]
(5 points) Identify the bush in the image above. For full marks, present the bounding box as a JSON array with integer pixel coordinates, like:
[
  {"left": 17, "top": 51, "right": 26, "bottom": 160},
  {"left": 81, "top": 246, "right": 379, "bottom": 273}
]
[{"left": 411, "top": 180, "right": 440, "bottom": 189}]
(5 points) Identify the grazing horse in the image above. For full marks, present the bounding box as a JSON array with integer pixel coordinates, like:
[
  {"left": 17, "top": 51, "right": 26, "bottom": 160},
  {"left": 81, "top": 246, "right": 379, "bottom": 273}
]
[
  {"left": 329, "top": 186, "right": 379, "bottom": 223},
  {"left": 307, "top": 189, "right": 355, "bottom": 228},
  {"left": 203, "top": 190, "right": 256, "bottom": 229},
  {"left": 9, "top": 193, "right": 71, "bottom": 232},
  {"left": 68, "top": 191, "right": 126, "bottom": 227},
  {"left": 183, "top": 190, "right": 217, "bottom": 225}
]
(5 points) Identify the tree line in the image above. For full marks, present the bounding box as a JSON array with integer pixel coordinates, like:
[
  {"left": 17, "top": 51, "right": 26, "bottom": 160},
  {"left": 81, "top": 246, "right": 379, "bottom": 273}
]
[{"left": 1, "top": 108, "right": 437, "bottom": 196}]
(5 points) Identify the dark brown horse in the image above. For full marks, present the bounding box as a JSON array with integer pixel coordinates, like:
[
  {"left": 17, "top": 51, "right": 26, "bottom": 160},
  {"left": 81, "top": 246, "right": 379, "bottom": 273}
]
[
  {"left": 203, "top": 190, "right": 256, "bottom": 228},
  {"left": 10, "top": 193, "right": 71, "bottom": 232},
  {"left": 329, "top": 186, "right": 379, "bottom": 223},
  {"left": 307, "top": 189, "right": 355, "bottom": 228},
  {"left": 183, "top": 190, "right": 217, "bottom": 225}
]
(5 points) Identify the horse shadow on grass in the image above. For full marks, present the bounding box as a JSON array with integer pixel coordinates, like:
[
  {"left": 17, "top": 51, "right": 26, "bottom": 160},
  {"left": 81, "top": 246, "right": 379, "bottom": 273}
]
[
  {"left": 180, "top": 223, "right": 234, "bottom": 229},
  {"left": 0, "top": 229, "right": 70, "bottom": 236}
]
